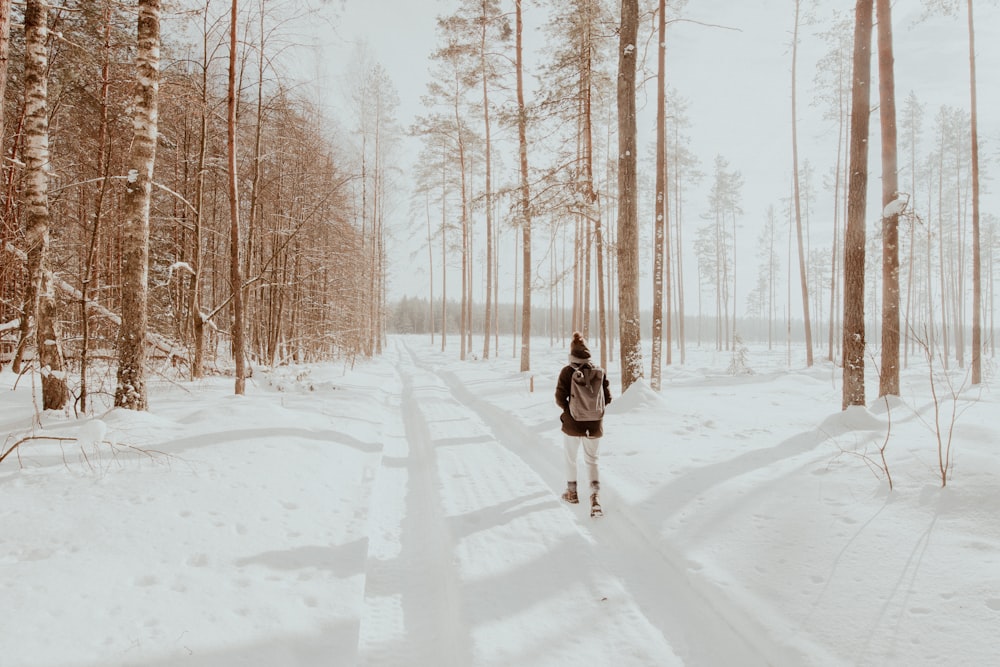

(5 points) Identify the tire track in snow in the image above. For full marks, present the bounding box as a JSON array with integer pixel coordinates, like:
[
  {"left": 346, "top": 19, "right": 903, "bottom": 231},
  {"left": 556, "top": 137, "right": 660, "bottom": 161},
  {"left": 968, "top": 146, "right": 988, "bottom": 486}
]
[
  {"left": 380, "top": 341, "right": 682, "bottom": 666},
  {"left": 357, "top": 343, "right": 473, "bottom": 666},
  {"left": 415, "top": 344, "right": 808, "bottom": 666}
]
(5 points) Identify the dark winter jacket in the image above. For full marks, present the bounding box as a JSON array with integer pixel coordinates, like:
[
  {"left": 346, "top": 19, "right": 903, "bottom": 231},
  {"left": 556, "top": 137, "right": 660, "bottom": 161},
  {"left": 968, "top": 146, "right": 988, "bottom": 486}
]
[{"left": 555, "top": 358, "right": 612, "bottom": 438}]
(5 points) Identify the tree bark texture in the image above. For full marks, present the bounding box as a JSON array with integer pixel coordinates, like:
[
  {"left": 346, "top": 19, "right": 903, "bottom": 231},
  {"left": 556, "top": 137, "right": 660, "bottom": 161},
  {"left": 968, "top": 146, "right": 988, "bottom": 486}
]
[
  {"left": 967, "top": 0, "right": 982, "bottom": 385},
  {"left": 842, "top": 0, "right": 873, "bottom": 410},
  {"left": 617, "top": 0, "right": 642, "bottom": 391},
  {"left": 876, "top": 0, "right": 900, "bottom": 397},
  {"left": 115, "top": 0, "right": 160, "bottom": 409},
  {"left": 650, "top": 0, "right": 666, "bottom": 391},
  {"left": 0, "top": 0, "right": 9, "bottom": 171},
  {"left": 189, "top": 4, "right": 211, "bottom": 379},
  {"left": 0, "top": 0, "right": 9, "bottom": 372},
  {"left": 516, "top": 0, "right": 532, "bottom": 372},
  {"left": 226, "top": 0, "right": 247, "bottom": 395},
  {"left": 80, "top": 0, "right": 114, "bottom": 412},
  {"left": 480, "top": 0, "right": 494, "bottom": 360},
  {"left": 24, "top": 0, "right": 68, "bottom": 410}
]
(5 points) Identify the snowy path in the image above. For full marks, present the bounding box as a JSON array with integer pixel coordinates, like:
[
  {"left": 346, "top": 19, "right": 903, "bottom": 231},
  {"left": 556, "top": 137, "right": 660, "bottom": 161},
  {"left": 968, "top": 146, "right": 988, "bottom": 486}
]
[
  {"left": 353, "top": 339, "right": 803, "bottom": 666},
  {"left": 5, "top": 335, "right": 998, "bottom": 666}
]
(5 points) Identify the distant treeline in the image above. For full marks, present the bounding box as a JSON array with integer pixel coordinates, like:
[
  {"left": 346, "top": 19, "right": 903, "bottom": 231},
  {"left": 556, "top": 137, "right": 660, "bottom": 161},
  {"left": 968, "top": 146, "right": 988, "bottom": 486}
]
[{"left": 387, "top": 296, "right": 815, "bottom": 346}]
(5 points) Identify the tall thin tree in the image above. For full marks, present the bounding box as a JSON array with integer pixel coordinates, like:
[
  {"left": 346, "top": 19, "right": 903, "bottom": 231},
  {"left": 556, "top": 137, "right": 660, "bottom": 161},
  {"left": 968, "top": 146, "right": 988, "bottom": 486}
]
[
  {"left": 516, "top": 0, "right": 532, "bottom": 372},
  {"left": 842, "top": 0, "right": 873, "bottom": 409},
  {"left": 226, "top": 0, "right": 247, "bottom": 394},
  {"left": 791, "top": 0, "right": 814, "bottom": 367},
  {"left": 0, "top": 0, "right": 9, "bottom": 371},
  {"left": 115, "top": 0, "right": 161, "bottom": 409},
  {"left": 472, "top": 0, "right": 507, "bottom": 360},
  {"left": 876, "top": 0, "right": 901, "bottom": 396},
  {"left": 0, "top": 0, "right": 9, "bottom": 186},
  {"left": 650, "top": 0, "right": 667, "bottom": 390},
  {"left": 80, "top": 0, "right": 115, "bottom": 411},
  {"left": 23, "top": 0, "right": 68, "bottom": 409},
  {"left": 617, "top": 0, "right": 642, "bottom": 391},
  {"left": 967, "top": 0, "right": 982, "bottom": 385}
]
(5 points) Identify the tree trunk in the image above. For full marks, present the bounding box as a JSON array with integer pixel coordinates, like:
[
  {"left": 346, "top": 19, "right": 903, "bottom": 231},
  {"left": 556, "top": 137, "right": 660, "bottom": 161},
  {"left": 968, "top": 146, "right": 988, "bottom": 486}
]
[
  {"left": 791, "top": 0, "right": 814, "bottom": 367},
  {"left": 842, "top": 0, "right": 873, "bottom": 410},
  {"left": 575, "top": 3, "right": 605, "bottom": 367},
  {"left": 115, "top": 0, "right": 161, "bottom": 409},
  {"left": 480, "top": 0, "right": 493, "bottom": 360},
  {"left": 828, "top": 55, "right": 846, "bottom": 362},
  {"left": 967, "top": 0, "right": 982, "bottom": 385},
  {"left": 248, "top": 0, "right": 268, "bottom": 363},
  {"left": 0, "top": 0, "right": 10, "bottom": 371},
  {"left": 115, "top": 0, "right": 162, "bottom": 406},
  {"left": 19, "top": 0, "right": 57, "bottom": 397},
  {"left": 441, "top": 159, "right": 448, "bottom": 351},
  {"left": 0, "top": 0, "right": 8, "bottom": 166},
  {"left": 189, "top": 1, "right": 211, "bottom": 380},
  {"left": 617, "top": 0, "right": 642, "bottom": 391},
  {"left": 651, "top": 0, "right": 666, "bottom": 390},
  {"left": 664, "top": 135, "right": 672, "bottom": 367},
  {"left": 426, "top": 195, "right": 435, "bottom": 345},
  {"left": 516, "top": 0, "right": 532, "bottom": 372},
  {"left": 673, "top": 122, "right": 686, "bottom": 363},
  {"left": 876, "top": 0, "right": 900, "bottom": 397},
  {"left": 81, "top": 0, "right": 114, "bottom": 411},
  {"left": 457, "top": 113, "right": 469, "bottom": 361},
  {"left": 226, "top": 0, "right": 247, "bottom": 395},
  {"left": 937, "top": 150, "right": 948, "bottom": 369}
]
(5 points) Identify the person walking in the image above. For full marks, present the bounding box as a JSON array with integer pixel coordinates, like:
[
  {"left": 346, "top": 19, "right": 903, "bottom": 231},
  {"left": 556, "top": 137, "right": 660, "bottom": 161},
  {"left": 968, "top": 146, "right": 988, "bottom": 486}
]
[{"left": 555, "top": 331, "right": 611, "bottom": 516}]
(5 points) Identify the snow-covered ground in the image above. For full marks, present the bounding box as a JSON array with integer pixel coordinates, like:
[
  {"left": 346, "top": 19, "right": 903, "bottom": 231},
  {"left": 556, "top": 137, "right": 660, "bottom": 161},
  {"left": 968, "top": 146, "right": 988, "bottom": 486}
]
[{"left": 2, "top": 335, "right": 998, "bottom": 666}]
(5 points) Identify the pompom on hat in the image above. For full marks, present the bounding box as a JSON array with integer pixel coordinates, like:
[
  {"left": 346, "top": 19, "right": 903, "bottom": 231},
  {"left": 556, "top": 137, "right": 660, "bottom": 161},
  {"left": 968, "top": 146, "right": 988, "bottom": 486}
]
[{"left": 569, "top": 331, "right": 591, "bottom": 360}]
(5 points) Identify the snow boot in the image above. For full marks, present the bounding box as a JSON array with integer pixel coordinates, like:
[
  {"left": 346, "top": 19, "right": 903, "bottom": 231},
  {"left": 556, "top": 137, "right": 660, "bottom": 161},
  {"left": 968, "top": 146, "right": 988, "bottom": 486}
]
[
  {"left": 590, "top": 482, "right": 602, "bottom": 517},
  {"left": 561, "top": 481, "right": 579, "bottom": 504}
]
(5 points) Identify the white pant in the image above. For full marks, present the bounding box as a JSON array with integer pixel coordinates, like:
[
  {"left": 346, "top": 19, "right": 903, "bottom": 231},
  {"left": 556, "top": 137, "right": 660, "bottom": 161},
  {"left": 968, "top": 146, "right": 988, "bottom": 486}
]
[{"left": 563, "top": 433, "right": 600, "bottom": 486}]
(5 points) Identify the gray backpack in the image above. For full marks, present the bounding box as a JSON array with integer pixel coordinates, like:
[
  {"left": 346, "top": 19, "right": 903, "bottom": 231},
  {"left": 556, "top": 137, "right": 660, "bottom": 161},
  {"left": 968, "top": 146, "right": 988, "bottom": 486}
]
[{"left": 569, "top": 363, "right": 606, "bottom": 421}]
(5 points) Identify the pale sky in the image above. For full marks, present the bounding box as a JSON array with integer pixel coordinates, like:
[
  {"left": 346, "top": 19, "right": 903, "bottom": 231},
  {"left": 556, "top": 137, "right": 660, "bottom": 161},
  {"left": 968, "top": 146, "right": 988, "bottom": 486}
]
[{"left": 319, "top": 0, "right": 1000, "bottom": 310}]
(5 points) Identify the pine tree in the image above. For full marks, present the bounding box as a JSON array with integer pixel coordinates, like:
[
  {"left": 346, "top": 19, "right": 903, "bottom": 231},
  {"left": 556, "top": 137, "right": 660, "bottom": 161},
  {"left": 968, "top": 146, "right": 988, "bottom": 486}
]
[
  {"left": 876, "top": 0, "right": 901, "bottom": 397},
  {"left": 616, "top": 0, "right": 642, "bottom": 391},
  {"left": 842, "top": 0, "right": 873, "bottom": 410}
]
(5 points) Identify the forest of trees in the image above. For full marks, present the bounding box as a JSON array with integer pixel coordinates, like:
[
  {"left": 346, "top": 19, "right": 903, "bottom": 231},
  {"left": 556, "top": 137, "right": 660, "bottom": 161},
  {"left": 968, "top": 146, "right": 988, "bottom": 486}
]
[
  {"left": 406, "top": 0, "right": 993, "bottom": 402},
  {"left": 0, "top": 0, "right": 993, "bottom": 413},
  {"left": 0, "top": 0, "right": 389, "bottom": 411}
]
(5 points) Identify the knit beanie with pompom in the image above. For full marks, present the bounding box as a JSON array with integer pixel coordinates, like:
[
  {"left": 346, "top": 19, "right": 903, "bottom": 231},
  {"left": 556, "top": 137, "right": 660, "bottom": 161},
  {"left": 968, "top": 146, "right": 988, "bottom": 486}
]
[{"left": 569, "top": 331, "right": 591, "bottom": 360}]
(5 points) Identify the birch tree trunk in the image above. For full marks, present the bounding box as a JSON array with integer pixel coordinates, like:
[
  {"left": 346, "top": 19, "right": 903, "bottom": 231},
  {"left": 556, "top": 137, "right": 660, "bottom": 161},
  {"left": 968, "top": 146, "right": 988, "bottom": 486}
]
[
  {"left": 876, "top": 0, "right": 900, "bottom": 397},
  {"left": 20, "top": 2, "right": 58, "bottom": 391},
  {"left": 115, "top": 0, "right": 161, "bottom": 409},
  {"left": 21, "top": 0, "right": 67, "bottom": 409},
  {"left": 617, "top": 0, "right": 642, "bottom": 391},
  {"left": 842, "top": 0, "right": 873, "bottom": 410}
]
